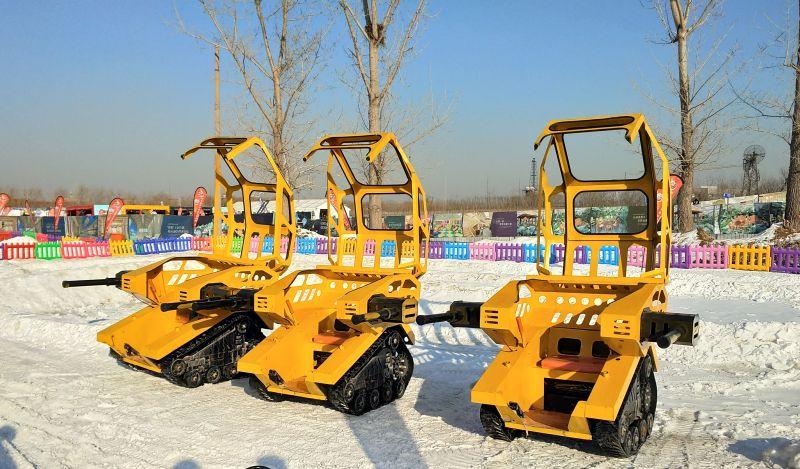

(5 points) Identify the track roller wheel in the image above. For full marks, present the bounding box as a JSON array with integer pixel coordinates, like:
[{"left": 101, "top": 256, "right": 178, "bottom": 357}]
[
  {"left": 591, "top": 355, "right": 658, "bottom": 457},
  {"left": 206, "top": 366, "right": 222, "bottom": 384},
  {"left": 169, "top": 359, "right": 187, "bottom": 377},
  {"left": 637, "top": 418, "right": 650, "bottom": 443},
  {"left": 249, "top": 375, "right": 285, "bottom": 402},
  {"left": 368, "top": 389, "right": 381, "bottom": 410},
  {"left": 380, "top": 384, "right": 394, "bottom": 404},
  {"left": 394, "top": 380, "right": 407, "bottom": 400},
  {"left": 351, "top": 390, "right": 367, "bottom": 416},
  {"left": 480, "top": 405, "right": 516, "bottom": 441},
  {"left": 386, "top": 330, "right": 402, "bottom": 350},
  {"left": 625, "top": 423, "right": 641, "bottom": 454},
  {"left": 222, "top": 364, "right": 238, "bottom": 380},
  {"left": 184, "top": 370, "right": 203, "bottom": 388}
]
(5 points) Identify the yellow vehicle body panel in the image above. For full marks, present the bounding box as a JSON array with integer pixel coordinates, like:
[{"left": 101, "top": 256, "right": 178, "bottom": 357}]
[
  {"left": 243, "top": 133, "right": 428, "bottom": 407},
  {"left": 468, "top": 115, "right": 676, "bottom": 438},
  {"left": 94, "top": 137, "right": 295, "bottom": 378}
]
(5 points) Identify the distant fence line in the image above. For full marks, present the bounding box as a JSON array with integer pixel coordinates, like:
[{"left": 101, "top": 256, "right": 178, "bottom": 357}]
[{"left": 2, "top": 234, "right": 797, "bottom": 275}]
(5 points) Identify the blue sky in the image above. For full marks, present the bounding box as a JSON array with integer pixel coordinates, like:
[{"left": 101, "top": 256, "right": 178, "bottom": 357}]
[{"left": 0, "top": 0, "right": 793, "bottom": 200}]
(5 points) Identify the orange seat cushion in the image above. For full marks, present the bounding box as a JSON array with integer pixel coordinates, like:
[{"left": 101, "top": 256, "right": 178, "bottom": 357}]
[
  {"left": 539, "top": 355, "right": 605, "bottom": 374},
  {"left": 312, "top": 332, "right": 351, "bottom": 346}
]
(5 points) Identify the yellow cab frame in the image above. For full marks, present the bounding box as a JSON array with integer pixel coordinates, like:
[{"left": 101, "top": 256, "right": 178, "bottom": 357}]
[
  {"left": 94, "top": 137, "right": 295, "bottom": 373},
  {"left": 238, "top": 133, "right": 430, "bottom": 406},
  {"left": 418, "top": 115, "right": 698, "bottom": 449}
]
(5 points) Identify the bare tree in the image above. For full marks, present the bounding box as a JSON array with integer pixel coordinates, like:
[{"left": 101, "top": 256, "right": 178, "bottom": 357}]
[
  {"left": 339, "top": 0, "right": 444, "bottom": 222},
  {"left": 649, "top": 0, "right": 736, "bottom": 232},
  {"left": 732, "top": 1, "right": 800, "bottom": 230},
  {"left": 177, "top": 0, "right": 327, "bottom": 192}
]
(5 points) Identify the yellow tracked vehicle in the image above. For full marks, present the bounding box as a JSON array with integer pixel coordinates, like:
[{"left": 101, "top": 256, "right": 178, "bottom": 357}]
[
  {"left": 63, "top": 137, "right": 296, "bottom": 388},
  {"left": 417, "top": 115, "right": 699, "bottom": 456},
  {"left": 238, "top": 133, "right": 429, "bottom": 415}
]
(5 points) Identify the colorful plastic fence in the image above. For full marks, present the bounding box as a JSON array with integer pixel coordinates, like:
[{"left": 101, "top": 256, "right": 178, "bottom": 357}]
[
  {"left": 2, "top": 236, "right": 798, "bottom": 275},
  {"left": 771, "top": 247, "right": 800, "bottom": 274},
  {"left": 728, "top": 245, "right": 771, "bottom": 272}
]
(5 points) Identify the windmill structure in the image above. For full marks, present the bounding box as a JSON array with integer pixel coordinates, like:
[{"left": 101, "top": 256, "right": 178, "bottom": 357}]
[
  {"left": 524, "top": 155, "right": 537, "bottom": 195},
  {"left": 741, "top": 145, "right": 765, "bottom": 196}
]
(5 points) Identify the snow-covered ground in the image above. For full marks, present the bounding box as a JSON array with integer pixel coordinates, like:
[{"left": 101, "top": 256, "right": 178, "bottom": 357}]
[{"left": 1, "top": 255, "right": 799, "bottom": 468}]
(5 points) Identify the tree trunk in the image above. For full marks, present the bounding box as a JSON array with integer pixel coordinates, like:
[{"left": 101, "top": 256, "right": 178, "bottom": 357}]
[
  {"left": 366, "top": 12, "right": 382, "bottom": 228},
  {"left": 674, "top": 5, "right": 695, "bottom": 232},
  {"left": 785, "top": 0, "right": 800, "bottom": 231}
]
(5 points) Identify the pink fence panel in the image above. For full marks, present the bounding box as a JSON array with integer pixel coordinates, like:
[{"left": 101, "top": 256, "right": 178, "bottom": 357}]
[
  {"left": 61, "top": 241, "right": 88, "bottom": 259},
  {"left": 469, "top": 242, "right": 496, "bottom": 261},
  {"left": 627, "top": 245, "right": 646, "bottom": 268},
  {"left": 280, "top": 237, "right": 290, "bottom": 254},
  {"left": 689, "top": 245, "right": 728, "bottom": 269},
  {"left": 86, "top": 241, "right": 111, "bottom": 257},
  {"left": 191, "top": 237, "right": 211, "bottom": 251},
  {"left": 363, "top": 239, "right": 376, "bottom": 255}
]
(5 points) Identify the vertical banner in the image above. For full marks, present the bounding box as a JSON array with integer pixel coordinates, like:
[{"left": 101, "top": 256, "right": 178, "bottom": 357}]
[
  {"left": 104, "top": 197, "right": 125, "bottom": 238},
  {"left": 657, "top": 175, "right": 683, "bottom": 222},
  {"left": 53, "top": 195, "right": 65, "bottom": 231},
  {"left": 193, "top": 186, "right": 207, "bottom": 229},
  {"left": 0, "top": 193, "right": 10, "bottom": 215},
  {"left": 24, "top": 200, "right": 31, "bottom": 216}
]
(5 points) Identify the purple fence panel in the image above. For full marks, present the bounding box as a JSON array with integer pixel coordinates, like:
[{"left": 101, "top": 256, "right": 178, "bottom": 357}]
[
  {"left": 574, "top": 245, "right": 590, "bottom": 264},
  {"left": 670, "top": 244, "right": 691, "bottom": 269},
  {"left": 771, "top": 247, "right": 800, "bottom": 274},
  {"left": 428, "top": 241, "right": 444, "bottom": 259},
  {"left": 495, "top": 243, "right": 524, "bottom": 262},
  {"left": 550, "top": 244, "right": 565, "bottom": 264}
]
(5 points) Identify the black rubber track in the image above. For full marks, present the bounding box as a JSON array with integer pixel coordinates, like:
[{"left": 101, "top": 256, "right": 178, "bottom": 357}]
[
  {"left": 480, "top": 404, "right": 517, "bottom": 441},
  {"left": 326, "top": 327, "right": 413, "bottom": 415},
  {"left": 590, "top": 355, "right": 657, "bottom": 457},
  {"left": 158, "top": 313, "right": 265, "bottom": 388}
]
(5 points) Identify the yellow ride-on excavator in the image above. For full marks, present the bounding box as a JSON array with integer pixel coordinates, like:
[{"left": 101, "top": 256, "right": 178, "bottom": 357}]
[
  {"left": 63, "top": 137, "right": 296, "bottom": 388},
  {"left": 237, "top": 133, "right": 429, "bottom": 415},
  {"left": 417, "top": 115, "right": 699, "bottom": 456}
]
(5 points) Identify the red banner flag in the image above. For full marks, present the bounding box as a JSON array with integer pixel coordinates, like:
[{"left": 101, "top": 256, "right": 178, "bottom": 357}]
[
  {"left": 104, "top": 197, "right": 125, "bottom": 238},
  {"left": 657, "top": 175, "right": 684, "bottom": 223},
  {"left": 0, "top": 193, "right": 9, "bottom": 216},
  {"left": 53, "top": 195, "right": 65, "bottom": 229},
  {"left": 192, "top": 187, "right": 207, "bottom": 229}
]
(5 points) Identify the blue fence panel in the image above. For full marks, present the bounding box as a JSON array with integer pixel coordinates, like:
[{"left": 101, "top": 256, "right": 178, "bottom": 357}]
[
  {"left": 381, "top": 240, "right": 396, "bottom": 257},
  {"left": 296, "top": 238, "right": 317, "bottom": 254},
  {"left": 598, "top": 246, "right": 620, "bottom": 265},
  {"left": 523, "top": 243, "right": 545, "bottom": 263},
  {"left": 444, "top": 241, "right": 470, "bottom": 260}
]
